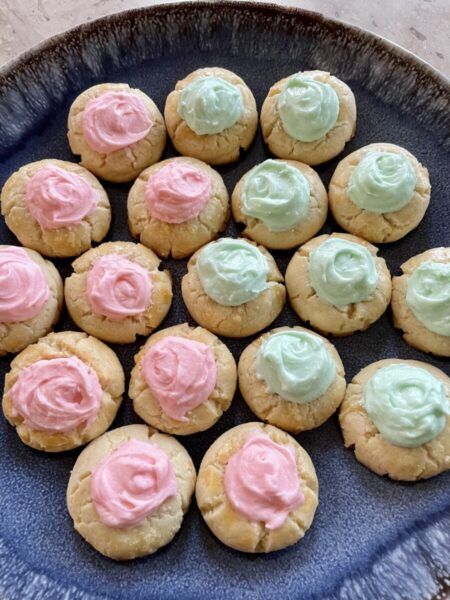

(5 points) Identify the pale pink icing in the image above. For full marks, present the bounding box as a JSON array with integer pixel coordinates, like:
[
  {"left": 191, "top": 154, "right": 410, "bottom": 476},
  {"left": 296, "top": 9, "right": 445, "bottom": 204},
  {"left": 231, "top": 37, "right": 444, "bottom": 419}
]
[
  {"left": 90, "top": 438, "right": 178, "bottom": 528},
  {"left": 0, "top": 246, "right": 50, "bottom": 323},
  {"left": 9, "top": 356, "right": 102, "bottom": 433},
  {"left": 86, "top": 254, "right": 152, "bottom": 321},
  {"left": 82, "top": 90, "right": 153, "bottom": 153},
  {"left": 25, "top": 165, "right": 97, "bottom": 230},
  {"left": 141, "top": 336, "right": 217, "bottom": 421},
  {"left": 145, "top": 162, "right": 212, "bottom": 223},
  {"left": 224, "top": 432, "right": 304, "bottom": 529}
]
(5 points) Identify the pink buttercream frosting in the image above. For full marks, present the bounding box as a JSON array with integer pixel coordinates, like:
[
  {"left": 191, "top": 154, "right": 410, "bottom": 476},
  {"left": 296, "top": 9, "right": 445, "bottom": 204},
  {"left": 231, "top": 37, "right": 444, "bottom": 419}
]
[
  {"left": 224, "top": 432, "right": 304, "bottom": 529},
  {"left": 25, "top": 165, "right": 97, "bottom": 230},
  {"left": 82, "top": 90, "right": 153, "bottom": 153},
  {"left": 90, "top": 438, "right": 178, "bottom": 528},
  {"left": 141, "top": 336, "right": 217, "bottom": 421},
  {"left": 0, "top": 246, "right": 50, "bottom": 323},
  {"left": 86, "top": 254, "right": 153, "bottom": 321},
  {"left": 145, "top": 162, "right": 212, "bottom": 223},
  {"left": 9, "top": 356, "right": 102, "bottom": 433}
]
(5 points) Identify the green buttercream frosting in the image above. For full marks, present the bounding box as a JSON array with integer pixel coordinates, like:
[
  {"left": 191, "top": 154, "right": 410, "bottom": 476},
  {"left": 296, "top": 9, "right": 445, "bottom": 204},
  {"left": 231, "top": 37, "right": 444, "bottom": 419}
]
[
  {"left": 196, "top": 238, "right": 269, "bottom": 306},
  {"left": 348, "top": 151, "right": 416, "bottom": 213},
  {"left": 278, "top": 75, "right": 339, "bottom": 142},
  {"left": 309, "top": 238, "right": 378, "bottom": 309},
  {"left": 364, "top": 364, "right": 449, "bottom": 448},
  {"left": 241, "top": 160, "right": 311, "bottom": 232},
  {"left": 255, "top": 330, "right": 336, "bottom": 404},
  {"left": 406, "top": 260, "right": 450, "bottom": 336},
  {"left": 178, "top": 76, "right": 243, "bottom": 135}
]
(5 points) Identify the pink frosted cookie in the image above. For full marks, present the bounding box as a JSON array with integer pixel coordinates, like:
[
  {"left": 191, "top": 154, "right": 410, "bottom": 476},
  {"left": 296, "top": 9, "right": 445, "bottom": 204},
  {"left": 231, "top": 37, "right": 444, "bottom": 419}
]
[
  {"left": 129, "top": 323, "right": 237, "bottom": 435},
  {"left": 67, "top": 424, "right": 196, "bottom": 560},
  {"left": 128, "top": 157, "right": 229, "bottom": 259},
  {"left": 196, "top": 422, "right": 318, "bottom": 553},
  {"left": 65, "top": 241, "right": 172, "bottom": 344}
]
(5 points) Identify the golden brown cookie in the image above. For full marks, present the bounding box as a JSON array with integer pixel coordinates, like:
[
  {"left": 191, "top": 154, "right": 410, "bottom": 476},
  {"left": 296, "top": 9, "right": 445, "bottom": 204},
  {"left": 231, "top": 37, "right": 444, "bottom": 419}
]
[
  {"left": 2, "top": 331, "right": 124, "bottom": 452},
  {"left": 391, "top": 247, "right": 450, "bottom": 357},
  {"left": 261, "top": 70, "right": 356, "bottom": 165},
  {"left": 67, "top": 83, "right": 166, "bottom": 183},
  {"left": 339, "top": 359, "right": 450, "bottom": 481},
  {"left": 127, "top": 157, "right": 229, "bottom": 259},
  {"left": 196, "top": 422, "right": 318, "bottom": 553},
  {"left": 129, "top": 323, "right": 237, "bottom": 435},
  {"left": 0, "top": 246, "right": 63, "bottom": 356},
  {"left": 164, "top": 67, "right": 257, "bottom": 165},
  {"left": 329, "top": 143, "right": 430, "bottom": 243},
  {"left": 1, "top": 159, "right": 111, "bottom": 257},
  {"left": 67, "top": 424, "right": 196, "bottom": 560},
  {"left": 181, "top": 238, "right": 286, "bottom": 338},
  {"left": 285, "top": 233, "right": 391, "bottom": 336},
  {"left": 231, "top": 159, "right": 328, "bottom": 250},
  {"left": 238, "top": 326, "right": 346, "bottom": 433},
  {"left": 64, "top": 241, "right": 172, "bottom": 344}
]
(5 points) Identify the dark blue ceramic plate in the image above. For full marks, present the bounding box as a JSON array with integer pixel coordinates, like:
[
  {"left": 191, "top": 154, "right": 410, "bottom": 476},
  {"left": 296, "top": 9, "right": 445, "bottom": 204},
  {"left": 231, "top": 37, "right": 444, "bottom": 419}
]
[{"left": 0, "top": 3, "right": 449, "bottom": 599}]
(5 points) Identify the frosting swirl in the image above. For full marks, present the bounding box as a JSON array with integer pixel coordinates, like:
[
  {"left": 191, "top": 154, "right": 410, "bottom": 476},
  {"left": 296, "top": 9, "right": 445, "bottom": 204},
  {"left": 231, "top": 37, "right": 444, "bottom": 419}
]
[
  {"left": 309, "top": 238, "right": 378, "bottom": 309},
  {"left": 0, "top": 247, "right": 49, "bottom": 323},
  {"left": 178, "top": 77, "right": 243, "bottom": 135},
  {"left": 90, "top": 439, "right": 177, "bottom": 528},
  {"left": 145, "top": 162, "right": 212, "bottom": 223},
  {"left": 364, "top": 364, "right": 449, "bottom": 448},
  {"left": 255, "top": 331, "right": 336, "bottom": 404},
  {"left": 242, "top": 160, "right": 310, "bottom": 232},
  {"left": 9, "top": 356, "right": 102, "bottom": 433},
  {"left": 86, "top": 254, "right": 153, "bottom": 321},
  {"left": 348, "top": 151, "right": 416, "bottom": 213},
  {"left": 196, "top": 238, "right": 269, "bottom": 306},
  {"left": 141, "top": 336, "right": 217, "bottom": 421},
  {"left": 82, "top": 91, "right": 153, "bottom": 153},
  {"left": 25, "top": 165, "right": 97, "bottom": 230},
  {"left": 224, "top": 433, "right": 304, "bottom": 529},
  {"left": 278, "top": 75, "right": 339, "bottom": 142},
  {"left": 406, "top": 260, "right": 450, "bottom": 336}
]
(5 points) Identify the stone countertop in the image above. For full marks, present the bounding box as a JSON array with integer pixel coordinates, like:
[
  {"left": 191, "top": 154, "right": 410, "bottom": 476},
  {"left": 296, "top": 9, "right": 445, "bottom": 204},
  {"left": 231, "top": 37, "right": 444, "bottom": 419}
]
[{"left": 0, "top": 0, "right": 448, "bottom": 74}]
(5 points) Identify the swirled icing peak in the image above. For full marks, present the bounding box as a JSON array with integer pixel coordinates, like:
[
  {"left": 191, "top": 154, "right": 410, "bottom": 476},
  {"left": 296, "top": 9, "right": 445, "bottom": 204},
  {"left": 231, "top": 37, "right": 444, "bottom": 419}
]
[
  {"left": 0, "top": 247, "right": 49, "bottom": 323},
  {"left": 82, "top": 90, "right": 153, "bottom": 153},
  {"left": 9, "top": 356, "right": 102, "bottom": 433},
  {"left": 406, "top": 260, "right": 450, "bottom": 336},
  {"left": 25, "top": 165, "right": 97, "bottom": 230},
  {"left": 256, "top": 331, "right": 336, "bottom": 404},
  {"left": 86, "top": 254, "right": 152, "bottom": 321},
  {"left": 242, "top": 160, "right": 311, "bottom": 232},
  {"left": 141, "top": 336, "right": 217, "bottom": 421},
  {"left": 224, "top": 432, "right": 304, "bottom": 529},
  {"left": 178, "top": 77, "right": 243, "bottom": 135},
  {"left": 145, "top": 162, "right": 212, "bottom": 223},
  {"left": 90, "top": 439, "right": 177, "bottom": 528},
  {"left": 364, "top": 364, "right": 449, "bottom": 448},
  {"left": 309, "top": 238, "right": 378, "bottom": 309},
  {"left": 348, "top": 151, "right": 416, "bottom": 213},
  {"left": 278, "top": 75, "right": 339, "bottom": 142},
  {"left": 196, "top": 238, "right": 269, "bottom": 306}
]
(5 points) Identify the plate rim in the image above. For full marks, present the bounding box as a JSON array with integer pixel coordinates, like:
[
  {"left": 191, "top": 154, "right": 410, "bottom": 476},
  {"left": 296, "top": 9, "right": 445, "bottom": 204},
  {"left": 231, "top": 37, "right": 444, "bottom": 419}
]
[{"left": 0, "top": 2, "right": 448, "bottom": 599}]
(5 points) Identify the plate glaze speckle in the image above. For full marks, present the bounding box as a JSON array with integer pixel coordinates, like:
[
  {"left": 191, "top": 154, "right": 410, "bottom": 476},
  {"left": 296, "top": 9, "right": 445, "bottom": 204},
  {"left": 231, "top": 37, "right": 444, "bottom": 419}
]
[{"left": 0, "top": 3, "right": 449, "bottom": 599}]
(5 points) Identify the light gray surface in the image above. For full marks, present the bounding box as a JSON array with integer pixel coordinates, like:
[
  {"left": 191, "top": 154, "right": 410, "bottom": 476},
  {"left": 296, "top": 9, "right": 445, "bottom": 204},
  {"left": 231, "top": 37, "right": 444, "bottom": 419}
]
[{"left": 0, "top": 0, "right": 448, "bottom": 74}]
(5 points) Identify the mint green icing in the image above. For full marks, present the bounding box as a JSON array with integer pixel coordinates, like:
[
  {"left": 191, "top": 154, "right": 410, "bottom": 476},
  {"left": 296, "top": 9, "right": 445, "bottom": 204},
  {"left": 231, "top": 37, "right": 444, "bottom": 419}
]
[
  {"left": 196, "top": 238, "right": 269, "bottom": 306},
  {"left": 406, "top": 260, "right": 450, "bottom": 336},
  {"left": 178, "top": 77, "right": 243, "bottom": 135},
  {"left": 348, "top": 151, "right": 416, "bottom": 213},
  {"left": 364, "top": 364, "right": 449, "bottom": 448},
  {"left": 309, "top": 238, "right": 378, "bottom": 309},
  {"left": 278, "top": 75, "right": 339, "bottom": 142},
  {"left": 255, "top": 330, "right": 336, "bottom": 404},
  {"left": 241, "top": 160, "right": 311, "bottom": 232}
]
